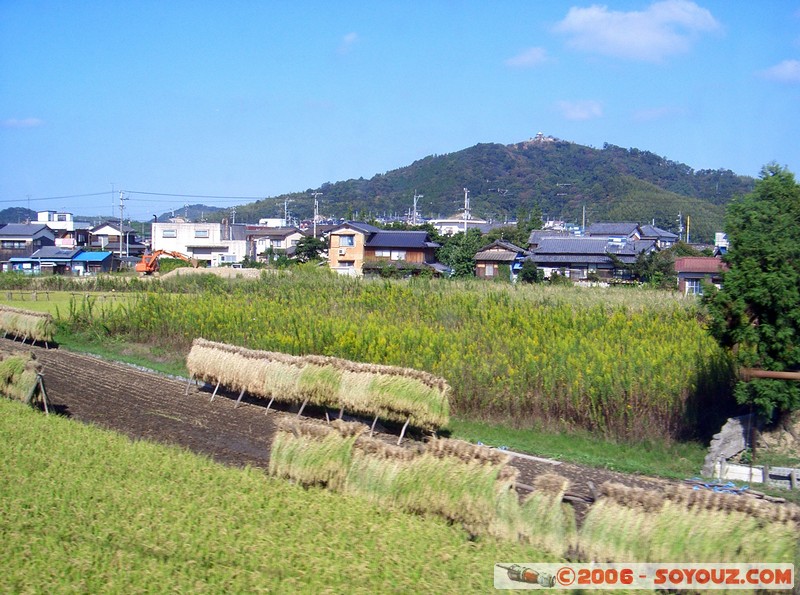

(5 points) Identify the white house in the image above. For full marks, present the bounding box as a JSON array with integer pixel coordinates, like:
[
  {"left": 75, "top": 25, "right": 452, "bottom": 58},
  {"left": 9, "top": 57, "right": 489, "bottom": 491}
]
[{"left": 151, "top": 221, "right": 248, "bottom": 266}]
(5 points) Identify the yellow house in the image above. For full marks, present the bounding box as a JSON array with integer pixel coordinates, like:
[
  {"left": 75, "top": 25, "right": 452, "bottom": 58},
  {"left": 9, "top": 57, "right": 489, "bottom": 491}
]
[{"left": 328, "top": 222, "right": 442, "bottom": 276}]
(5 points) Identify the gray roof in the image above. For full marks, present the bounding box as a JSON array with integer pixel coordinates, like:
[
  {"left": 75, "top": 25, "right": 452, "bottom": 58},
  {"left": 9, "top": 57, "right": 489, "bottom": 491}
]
[
  {"left": 248, "top": 227, "right": 302, "bottom": 239},
  {"left": 639, "top": 224, "right": 678, "bottom": 240},
  {"left": 475, "top": 239, "right": 529, "bottom": 262},
  {"left": 366, "top": 231, "right": 439, "bottom": 249},
  {"left": 30, "top": 247, "right": 83, "bottom": 260},
  {"left": 585, "top": 222, "right": 641, "bottom": 237},
  {"left": 534, "top": 237, "right": 612, "bottom": 255},
  {"left": 529, "top": 237, "right": 657, "bottom": 266},
  {"left": 527, "top": 229, "right": 573, "bottom": 245},
  {"left": 0, "top": 223, "right": 52, "bottom": 237},
  {"left": 333, "top": 221, "right": 382, "bottom": 235}
]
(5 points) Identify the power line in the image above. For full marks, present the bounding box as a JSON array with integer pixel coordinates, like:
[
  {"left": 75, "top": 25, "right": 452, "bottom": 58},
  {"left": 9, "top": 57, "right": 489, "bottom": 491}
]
[
  {"left": 0, "top": 192, "right": 109, "bottom": 203},
  {"left": 126, "top": 190, "right": 266, "bottom": 200}
]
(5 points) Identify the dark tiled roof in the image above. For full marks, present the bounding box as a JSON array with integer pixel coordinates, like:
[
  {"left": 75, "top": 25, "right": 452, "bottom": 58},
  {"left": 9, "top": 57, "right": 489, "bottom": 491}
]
[
  {"left": 585, "top": 222, "right": 641, "bottom": 237},
  {"left": 30, "top": 247, "right": 83, "bottom": 259},
  {"left": 533, "top": 237, "right": 611, "bottom": 255},
  {"left": 639, "top": 224, "right": 678, "bottom": 240},
  {"left": 366, "top": 231, "right": 438, "bottom": 249},
  {"left": 527, "top": 229, "right": 573, "bottom": 245},
  {"left": 529, "top": 254, "right": 614, "bottom": 265},
  {"left": 0, "top": 223, "right": 52, "bottom": 237}
]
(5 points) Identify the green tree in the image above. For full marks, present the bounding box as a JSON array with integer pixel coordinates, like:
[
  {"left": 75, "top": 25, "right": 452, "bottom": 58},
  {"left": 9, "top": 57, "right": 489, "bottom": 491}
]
[
  {"left": 436, "top": 228, "right": 484, "bottom": 277},
  {"left": 294, "top": 236, "right": 327, "bottom": 263},
  {"left": 518, "top": 259, "right": 544, "bottom": 283},
  {"left": 704, "top": 164, "right": 800, "bottom": 419}
]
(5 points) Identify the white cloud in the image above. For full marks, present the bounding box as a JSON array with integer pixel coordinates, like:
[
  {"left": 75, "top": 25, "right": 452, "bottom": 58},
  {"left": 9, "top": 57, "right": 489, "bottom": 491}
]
[
  {"left": 1, "top": 117, "right": 43, "bottom": 129},
  {"left": 759, "top": 59, "right": 800, "bottom": 83},
  {"left": 557, "top": 99, "right": 603, "bottom": 120},
  {"left": 338, "top": 32, "right": 359, "bottom": 54},
  {"left": 505, "top": 47, "right": 548, "bottom": 68},
  {"left": 553, "top": 0, "right": 720, "bottom": 63}
]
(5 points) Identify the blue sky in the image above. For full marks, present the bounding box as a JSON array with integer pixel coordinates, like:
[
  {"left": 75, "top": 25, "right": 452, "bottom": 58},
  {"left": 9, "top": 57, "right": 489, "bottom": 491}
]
[{"left": 1, "top": 1, "right": 799, "bottom": 220}]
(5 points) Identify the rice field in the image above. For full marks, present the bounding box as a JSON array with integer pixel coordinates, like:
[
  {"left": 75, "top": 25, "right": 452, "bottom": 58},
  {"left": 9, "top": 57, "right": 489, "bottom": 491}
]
[
  {"left": 56, "top": 270, "right": 735, "bottom": 441},
  {"left": 0, "top": 399, "right": 556, "bottom": 593}
]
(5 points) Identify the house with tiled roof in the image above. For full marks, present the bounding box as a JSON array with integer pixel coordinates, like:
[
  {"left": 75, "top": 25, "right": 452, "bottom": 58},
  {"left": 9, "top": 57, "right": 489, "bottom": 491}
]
[
  {"left": 639, "top": 224, "right": 679, "bottom": 249},
  {"left": 674, "top": 256, "right": 727, "bottom": 295},
  {"left": 328, "top": 222, "right": 442, "bottom": 276},
  {"left": 246, "top": 226, "right": 306, "bottom": 261},
  {"left": 0, "top": 223, "right": 56, "bottom": 263},
  {"left": 585, "top": 222, "right": 642, "bottom": 241},
  {"left": 527, "top": 236, "right": 657, "bottom": 281},
  {"left": 474, "top": 240, "right": 530, "bottom": 281}
]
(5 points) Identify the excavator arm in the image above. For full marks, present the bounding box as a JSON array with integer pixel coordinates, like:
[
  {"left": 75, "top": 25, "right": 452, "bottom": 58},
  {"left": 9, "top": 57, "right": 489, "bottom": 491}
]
[{"left": 135, "top": 250, "right": 200, "bottom": 275}]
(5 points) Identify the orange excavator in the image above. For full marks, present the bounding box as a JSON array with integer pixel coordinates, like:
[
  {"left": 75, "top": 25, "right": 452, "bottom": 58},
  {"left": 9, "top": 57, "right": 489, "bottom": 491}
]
[{"left": 135, "top": 250, "right": 200, "bottom": 275}]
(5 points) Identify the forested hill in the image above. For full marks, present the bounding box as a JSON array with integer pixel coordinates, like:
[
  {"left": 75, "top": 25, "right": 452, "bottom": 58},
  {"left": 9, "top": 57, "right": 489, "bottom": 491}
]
[{"left": 227, "top": 138, "right": 754, "bottom": 242}]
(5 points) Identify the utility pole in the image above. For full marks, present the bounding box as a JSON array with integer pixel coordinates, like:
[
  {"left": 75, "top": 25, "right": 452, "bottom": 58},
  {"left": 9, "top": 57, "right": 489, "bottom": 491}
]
[
  {"left": 311, "top": 192, "right": 322, "bottom": 238},
  {"left": 118, "top": 191, "right": 128, "bottom": 261},
  {"left": 412, "top": 190, "right": 423, "bottom": 226},
  {"left": 582, "top": 205, "right": 586, "bottom": 234},
  {"left": 686, "top": 215, "right": 691, "bottom": 244},
  {"left": 463, "top": 187, "right": 470, "bottom": 234}
]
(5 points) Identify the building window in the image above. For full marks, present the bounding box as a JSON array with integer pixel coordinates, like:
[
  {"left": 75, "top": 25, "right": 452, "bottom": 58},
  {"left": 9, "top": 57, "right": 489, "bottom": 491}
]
[
  {"left": 1, "top": 240, "right": 27, "bottom": 249},
  {"left": 162, "top": 229, "right": 177, "bottom": 238},
  {"left": 271, "top": 239, "right": 283, "bottom": 248},
  {"left": 57, "top": 214, "right": 68, "bottom": 222},
  {"left": 686, "top": 278, "right": 703, "bottom": 295},
  {"left": 339, "top": 235, "right": 355, "bottom": 247},
  {"left": 194, "top": 229, "right": 210, "bottom": 238},
  {"left": 390, "top": 250, "right": 406, "bottom": 261},
  {"left": 485, "top": 263, "right": 495, "bottom": 277},
  {"left": 375, "top": 249, "right": 391, "bottom": 258},
  {"left": 339, "top": 260, "right": 355, "bottom": 268}
]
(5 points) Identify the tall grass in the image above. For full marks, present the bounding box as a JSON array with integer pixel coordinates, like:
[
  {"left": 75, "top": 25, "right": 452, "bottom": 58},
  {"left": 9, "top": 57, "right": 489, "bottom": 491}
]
[{"left": 57, "top": 270, "right": 735, "bottom": 441}]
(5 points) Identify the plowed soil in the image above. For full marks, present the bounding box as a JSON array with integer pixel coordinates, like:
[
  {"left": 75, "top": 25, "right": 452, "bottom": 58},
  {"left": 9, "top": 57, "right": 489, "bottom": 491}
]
[{"left": 3, "top": 338, "right": 673, "bottom": 523}]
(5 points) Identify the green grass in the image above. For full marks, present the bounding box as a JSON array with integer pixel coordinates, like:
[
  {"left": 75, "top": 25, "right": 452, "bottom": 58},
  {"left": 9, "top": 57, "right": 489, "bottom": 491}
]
[
  {"left": 447, "top": 418, "right": 707, "bottom": 479},
  {"left": 1, "top": 290, "right": 129, "bottom": 316},
  {"left": 0, "top": 400, "right": 555, "bottom": 593}
]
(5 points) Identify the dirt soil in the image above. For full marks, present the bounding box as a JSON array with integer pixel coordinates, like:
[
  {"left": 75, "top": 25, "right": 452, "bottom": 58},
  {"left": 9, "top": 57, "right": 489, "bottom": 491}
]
[{"left": 3, "top": 338, "right": 675, "bottom": 524}]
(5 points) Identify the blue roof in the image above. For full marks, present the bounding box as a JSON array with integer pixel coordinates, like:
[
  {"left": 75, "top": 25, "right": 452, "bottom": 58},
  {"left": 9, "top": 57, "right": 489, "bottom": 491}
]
[{"left": 74, "top": 251, "right": 113, "bottom": 262}]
